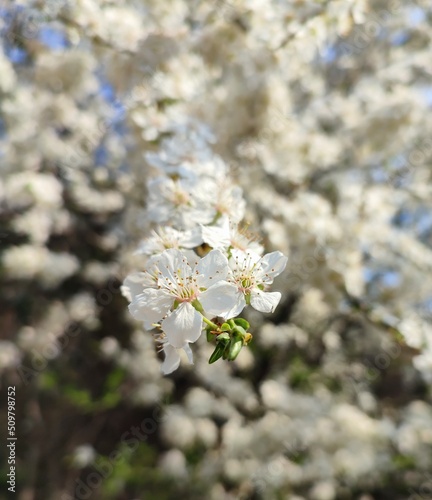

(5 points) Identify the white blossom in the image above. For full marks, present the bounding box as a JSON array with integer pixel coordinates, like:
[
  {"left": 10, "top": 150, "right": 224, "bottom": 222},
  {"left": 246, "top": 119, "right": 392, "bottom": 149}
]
[
  {"left": 226, "top": 249, "right": 288, "bottom": 315},
  {"left": 128, "top": 249, "right": 238, "bottom": 349},
  {"left": 3, "top": 0, "right": 432, "bottom": 496},
  {"left": 134, "top": 226, "right": 202, "bottom": 257},
  {"left": 200, "top": 216, "right": 264, "bottom": 254},
  {"left": 146, "top": 176, "right": 216, "bottom": 230}
]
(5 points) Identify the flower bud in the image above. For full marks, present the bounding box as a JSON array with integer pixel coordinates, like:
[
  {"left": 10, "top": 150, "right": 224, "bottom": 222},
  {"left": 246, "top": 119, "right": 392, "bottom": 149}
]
[
  {"left": 233, "top": 318, "right": 250, "bottom": 330},
  {"left": 216, "top": 332, "right": 230, "bottom": 343},
  {"left": 226, "top": 336, "right": 243, "bottom": 361},
  {"left": 209, "top": 342, "right": 227, "bottom": 364}
]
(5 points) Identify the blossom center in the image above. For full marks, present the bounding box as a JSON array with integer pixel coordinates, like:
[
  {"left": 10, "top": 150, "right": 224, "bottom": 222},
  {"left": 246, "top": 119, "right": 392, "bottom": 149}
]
[
  {"left": 171, "top": 186, "right": 190, "bottom": 206},
  {"left": 158, "top": 263, "right": 200, "bottom": 303},
  {"left": 238, "top": 274, "right": 255, "bottom": 292},
  {"left": 175, "top": 279, "right": 198, "bottom": 302}
]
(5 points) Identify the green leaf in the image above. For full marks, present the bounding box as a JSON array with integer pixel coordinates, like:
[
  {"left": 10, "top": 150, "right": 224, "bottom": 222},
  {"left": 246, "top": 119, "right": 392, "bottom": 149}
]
[{"left": 104, "top": 367, "right": 126, "bottom": 391}]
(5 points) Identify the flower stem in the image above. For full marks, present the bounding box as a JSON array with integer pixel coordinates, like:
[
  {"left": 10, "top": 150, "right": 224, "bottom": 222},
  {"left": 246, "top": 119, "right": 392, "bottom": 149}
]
[{"left": 202, "top": 315, "right": 219, "bottom": 331}]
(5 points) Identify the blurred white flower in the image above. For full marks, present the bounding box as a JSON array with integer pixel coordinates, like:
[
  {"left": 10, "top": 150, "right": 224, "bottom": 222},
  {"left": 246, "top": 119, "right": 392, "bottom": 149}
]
[
  {"left": 5, "top": 173, "right": 63, "bottom": 209},
  {"left": 200, "top": 216, "right": 263, "bottom": 254},
  {"left": 0, "top": 341, "right": 21, "bottom": 371},
  {"left": 0, "top": 52, "right": 16, "bottom": 93},
  {"left": 71, "top": 444, "right": 96, "bottom": 468},
  {"left": 3, "top": 245, "right": 48, "bottom": 280},
  {"left": 145, "top": 137, "right": 224, "bottom": 181},
  {"left": 134, "top": 226, "right": 202, "bottom": 256},
  {"left": 212, "top": 181, "right": 246, "bottom": 223},
  {"left": 147, "top": 176, "right": 216, "bottom": 229}
]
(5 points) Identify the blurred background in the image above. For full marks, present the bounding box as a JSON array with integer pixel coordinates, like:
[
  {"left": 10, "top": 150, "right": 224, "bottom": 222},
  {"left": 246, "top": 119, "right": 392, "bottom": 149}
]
[{"left": 1, "top": 1, "right": 432, "bottom": 499}]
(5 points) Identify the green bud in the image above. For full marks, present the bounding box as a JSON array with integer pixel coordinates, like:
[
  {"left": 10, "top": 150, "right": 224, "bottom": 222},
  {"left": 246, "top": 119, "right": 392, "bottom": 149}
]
[
  {"left": 221, "top": 322, "right": 231, "bottom": 332},
  {"left": 226, "top": 337, "right": 243, "bottom": 361},
  {"left": 232, "top": 325, "right": 247, "bottom": 339},
  {"left": 216, "top": 332, "right": 230, "bottom": 343},
  {"left": 233, "top": 318, "right": 250, "bottom": 330},
  {"left": 206, "top": 330, "right": 215, "bottom": 342},
  {"left": 209, "top": 342, "right": 227, "bottom": 364}
]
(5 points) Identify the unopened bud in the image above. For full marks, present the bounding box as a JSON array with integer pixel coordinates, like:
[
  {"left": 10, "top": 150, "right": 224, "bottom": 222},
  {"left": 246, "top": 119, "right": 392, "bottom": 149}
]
[
  {"left": 226, "top": 337, "right": 243, "bottom": 361},
  {"left": 209, "top": 342, "right": 227, "bottom": 364}
]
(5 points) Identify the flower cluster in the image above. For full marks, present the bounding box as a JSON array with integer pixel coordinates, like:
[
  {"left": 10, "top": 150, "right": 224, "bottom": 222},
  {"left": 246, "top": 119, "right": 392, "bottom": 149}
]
[{"left": 123, "top": 123, "right": 287, "bottom": 374}]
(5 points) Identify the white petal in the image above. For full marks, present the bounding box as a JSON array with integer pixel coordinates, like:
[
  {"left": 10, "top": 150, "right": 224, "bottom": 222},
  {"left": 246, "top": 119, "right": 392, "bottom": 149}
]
[
  {"left": 182, "top": 343, "right": 194, "bottom": 364},
  {"left": 200, "top": 217, "right": 231, "bottom": 249},
  {"left": 257, "top": 252, "right": 288, "bottom": 282},
  {"left": 156, "top": 250, "right": 192, "bottom": 293},
  {"left": 128, "top": 288, "right": 173, "bottom": 323},
  {"left": 250, "top": 289, "right": 281, "bottom": 313},
  {"left": 180, "top": 227, "right": 204, "bottom": 248},
  {"left": 147, "top": 175, "right": 175, "bottom": 194},
  {"left": 147, "top": 203, "right": 171, "bottom": 225},
  {"left": 145, "top": 151, "right": 169, "bottom": 170},
  {"left": 163, "top": 248, "right": 189, "bottom": 272},
  {"left": 134, "top": 232, "right": 163, "bottom": 256},
  {"left": 200, "top": 281, "right": 245, "bottom": 317},
  {"left": 223, "top": 186, "right": 246, "bottom": 223},
  {"left": 161, "top": 302, "right": 203, "bottom": 348},
  {"left": 121, "top": 272, "right": 146, "bottom": 302},
  {"left": 195, "top": 249, "right": 229, "bottom": 288},
  {"left": 161, "top": 344, "right": 181, "bottom": 375},
  {"left": 224, "top": 292, "right": 247, "bottom": 319},
  {"left": 230, "top": 249, "right": 261, "bottom": 272}
]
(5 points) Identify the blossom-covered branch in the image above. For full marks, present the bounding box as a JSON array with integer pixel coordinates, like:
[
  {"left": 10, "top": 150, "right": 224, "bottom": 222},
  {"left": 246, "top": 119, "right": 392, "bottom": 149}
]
[{"left": 122, "top": 123, "right": 287, "bottom": 373}]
